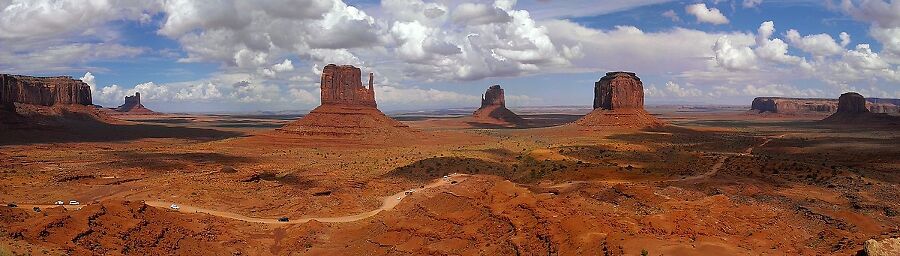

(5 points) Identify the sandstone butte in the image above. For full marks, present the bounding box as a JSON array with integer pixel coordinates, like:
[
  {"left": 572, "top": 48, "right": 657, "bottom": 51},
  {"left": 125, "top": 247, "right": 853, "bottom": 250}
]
[
  {"left": 822, "top": 92, "right": 900, "bottom": 126},
  {"left": 750, "top": 97, "right": 899, "bottom": 115},
  {"left": 114, "top": 92, "right": 156, "bottom": 114},
  {"left": 472, "top": 85, "right": 525, "bottom": 125},
  {"left": 277, "top": 64, "right": 413, "bottom": 138},
  {"left": 575, "top": 72, "right": 663, "bottom": 129}
]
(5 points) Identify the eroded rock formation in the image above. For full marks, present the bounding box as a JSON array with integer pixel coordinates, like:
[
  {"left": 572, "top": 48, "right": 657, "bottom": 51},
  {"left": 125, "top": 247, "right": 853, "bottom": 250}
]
[
  {"left": 576, "top": 72, "right": 662, "bottom": 129},
  {"left": 593, "top": 72, "right": 644, "bottom": 110},
  {"left": 750, "top": 97, "right": 899, "bottom": 115},
  {"left": 1, "top": 74, "right": 92, "bottom": 108},
  {"left": 836, "top": 92, "right": 868, "bottom": 114},
  {"left": 278, "top": 64, "right": 413, "bottom": 139},
  {"left": 320, "top": 64, "right": 376, "bottom": 107},
  {"left": 114, "top": 92, "right": 155, "bottom": 114},
  {"left": 472, "top": 85, "right": 524, "bottom": 125},
  {"left": 823, "top": 92, "right": 900, "bottom": 126}
]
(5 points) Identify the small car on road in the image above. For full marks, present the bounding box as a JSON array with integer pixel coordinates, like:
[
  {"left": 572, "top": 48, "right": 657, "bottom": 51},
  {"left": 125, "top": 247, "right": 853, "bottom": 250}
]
[
  {"left": 55, "top": 200, "right": 64, "bottom": 205},
  {"left": 170, "top": 204, "right": 180, "bottom": 210},
  {"left": 68, "top": 200, "right": 79, "bottom": 205},
  {"left": 278, "top": 217, "right": 289, "bottom": 222}
]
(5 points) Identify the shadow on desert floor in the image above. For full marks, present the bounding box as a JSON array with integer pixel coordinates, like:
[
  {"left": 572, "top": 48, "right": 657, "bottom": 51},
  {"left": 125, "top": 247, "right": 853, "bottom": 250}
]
[{"left": 0, "top": 123, "right": 244, "bottom": 146}]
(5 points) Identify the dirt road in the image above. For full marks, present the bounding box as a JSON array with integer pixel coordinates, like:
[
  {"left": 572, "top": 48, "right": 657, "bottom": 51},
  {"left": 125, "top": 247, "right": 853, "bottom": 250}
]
[{"left": 144, "top": 174, "right": 467, "bottom": 224}]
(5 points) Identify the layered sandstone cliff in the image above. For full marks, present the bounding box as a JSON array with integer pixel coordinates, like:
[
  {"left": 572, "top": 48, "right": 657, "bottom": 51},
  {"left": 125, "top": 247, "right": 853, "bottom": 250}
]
[
  {"left": 576, "top": 72, "right": 662, "bottom": 129},
  {"left": 114, "top": 92, "right": 155, "bottom": 114},
  {"left": 278, "top": 64, "right": 412, "bottom": 139},
  {"left": 472, "top": 85, "right": 524, "bottom": 125},
  {"left": 1, "top": 74, "right": 92, "bottom": 108}
]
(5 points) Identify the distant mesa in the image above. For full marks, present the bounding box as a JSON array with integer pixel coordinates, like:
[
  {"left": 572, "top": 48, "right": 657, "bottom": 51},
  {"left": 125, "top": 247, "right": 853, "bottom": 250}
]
[
  {"left": 113, "top": 92, "right": 156, "bottom": 115},
  {"left": 750, "top": 96, "right": 899, "bottom": 116},
  {"left": 1, "top": 74, "right": 116, "bottom": 129},
  {"left": 822, "top": 92, "right": 900, "bottom": 126},
  {"left": 575, "top": 72, "right": 663, "bottom": 129},
  {"left": 277, "top": 64, "right": 414, "bottom": 138},
  {"left": 471, "top": 85, "right": 525, "bottom": 125}
]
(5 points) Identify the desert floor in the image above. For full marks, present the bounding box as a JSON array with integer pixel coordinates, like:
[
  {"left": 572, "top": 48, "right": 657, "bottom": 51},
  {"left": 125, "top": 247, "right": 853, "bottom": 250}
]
[{"left": 1, "top": 106, "right": 898, "bottom": 255}]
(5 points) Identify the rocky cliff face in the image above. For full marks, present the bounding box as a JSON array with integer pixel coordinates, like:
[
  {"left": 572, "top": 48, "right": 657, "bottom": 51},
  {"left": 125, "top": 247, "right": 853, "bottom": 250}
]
[
  {"left": 593, "top": 72, "right": 644, "bottom": 110},
  {"left": 114, "top": 92, "right": 155, "bottom": 114},
  {"left": 320, "top": 64, "right": 376, "bottom": 108},
  {"left": 578, "top": 72, "right": 662, "bottom": 129},
  {"left": 1, "top": 74, "right": 92, "bottom": 108}
]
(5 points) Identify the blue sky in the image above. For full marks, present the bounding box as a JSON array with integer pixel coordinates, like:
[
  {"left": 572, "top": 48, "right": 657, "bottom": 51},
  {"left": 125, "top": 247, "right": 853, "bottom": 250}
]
[{"left": 1, "top": 0, "right": 898, "bottom": 113}]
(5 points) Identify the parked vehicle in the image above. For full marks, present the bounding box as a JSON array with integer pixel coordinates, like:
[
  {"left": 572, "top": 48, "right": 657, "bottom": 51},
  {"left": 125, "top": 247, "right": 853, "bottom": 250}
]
[
  {"left": 278, "top": 217, "right": 289, "bottom": 222},
  {"left": 170, "top": 204, "right": 180, "bottom": 210},
  {"left": 6, "top": 203, "right": 16, "bottom": 208},
  {"left": 33, "top": 207, "right": 41, "bottom": 212},
  {"left": 55, "top": 200, "right": 64, "bottom": 205},
  {"left": 68, "top": 200, "right": 79, "bottom": 205}
]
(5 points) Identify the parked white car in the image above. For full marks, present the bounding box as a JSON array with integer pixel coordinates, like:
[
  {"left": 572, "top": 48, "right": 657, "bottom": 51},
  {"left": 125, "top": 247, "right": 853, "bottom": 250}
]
[
  {"left": 55, "top": 200, "right": 64, "bottom": 205},
  {"left": 170, "top": 204, "right": 180, "bottom": 210},
  {"left": 68, "top": 200, "right": 79, "bottom": 205}
]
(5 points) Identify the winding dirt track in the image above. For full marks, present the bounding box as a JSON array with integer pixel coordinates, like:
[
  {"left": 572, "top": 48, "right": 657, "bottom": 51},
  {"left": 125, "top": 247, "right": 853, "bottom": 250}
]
[
  {"left": 144, "top": 174, "right": 467, "bottom": 224},
  {"left": 668, "top": 133, "right": 787, "bottom": 182}
]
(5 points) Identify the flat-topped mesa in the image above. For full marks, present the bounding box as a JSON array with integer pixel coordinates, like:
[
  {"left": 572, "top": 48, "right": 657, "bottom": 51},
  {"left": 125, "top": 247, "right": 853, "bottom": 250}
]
[
  {"left": 750, "top": 96, "right": 899, "bottom": 115},
  {"left": 320, "top": 64, "right": 376, "bottom": 108},
  {"left": 1, "top": 74, "right": 92, "bottom": 108},
  {"left": 481, "top": 85, "right": 506, "bottom": 108},
  {"left": 750, "top": 97, "right": 837, "bottom": 114},
  {"left": 594, "top": 72, "right": 643, "bottom": 110}
]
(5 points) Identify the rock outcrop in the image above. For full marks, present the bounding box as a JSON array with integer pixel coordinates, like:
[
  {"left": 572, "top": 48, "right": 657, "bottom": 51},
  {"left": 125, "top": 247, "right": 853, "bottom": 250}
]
[
  {"left": 277, "top": 64, "right": 413, "bottom": 139},
  {"left": 575, "top": 72, "right": 663, "bottom": 129},
  {"left": 822, "top": 92, "right": 900, "bottom": 126},
  {"left": 864, "top": 238, "right": 900, "bottom": 256},
  {"left": 750, "top": 97, "right": 899, "bottom": 115},
  {"left": 593, "top": 72, "right": 644, "bottom": 110},
  {"left": 472, "top": 85, "right": 525, "bottom": 125},
  {"left": 320, "top": 64, "right": 376, "bottom": 107},
  {"left": 1, "top": 74, "right": 92, "bottom": 108},
  {"left": 114, "top": 92, "right": 156, "bottom": 114}
]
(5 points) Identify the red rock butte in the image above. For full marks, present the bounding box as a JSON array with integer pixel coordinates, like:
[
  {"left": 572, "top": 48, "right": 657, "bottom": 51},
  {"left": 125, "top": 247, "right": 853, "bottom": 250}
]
[
  {"left": 576, "top": 72, "right": 662, "bottom": 129},
  {"left": 822, "top": 92, "right": 900, "bottom": 126},
  {"left": 1, "top": 74, "right": 92, "bottom": 108},
  {"left": 114, "top": 92, "right": 156, "bottom": 114},
  {"left": 472, "top": 85, "right": 524, "bottom": 125},
  {"left": 277, "top": 64, "right": 412, "bottom": 138}
]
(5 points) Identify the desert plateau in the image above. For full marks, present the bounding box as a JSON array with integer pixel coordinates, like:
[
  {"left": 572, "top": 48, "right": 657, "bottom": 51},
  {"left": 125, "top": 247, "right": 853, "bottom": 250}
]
[{"left": 2, "top": 1, "right": 900, "bottom": 255}]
